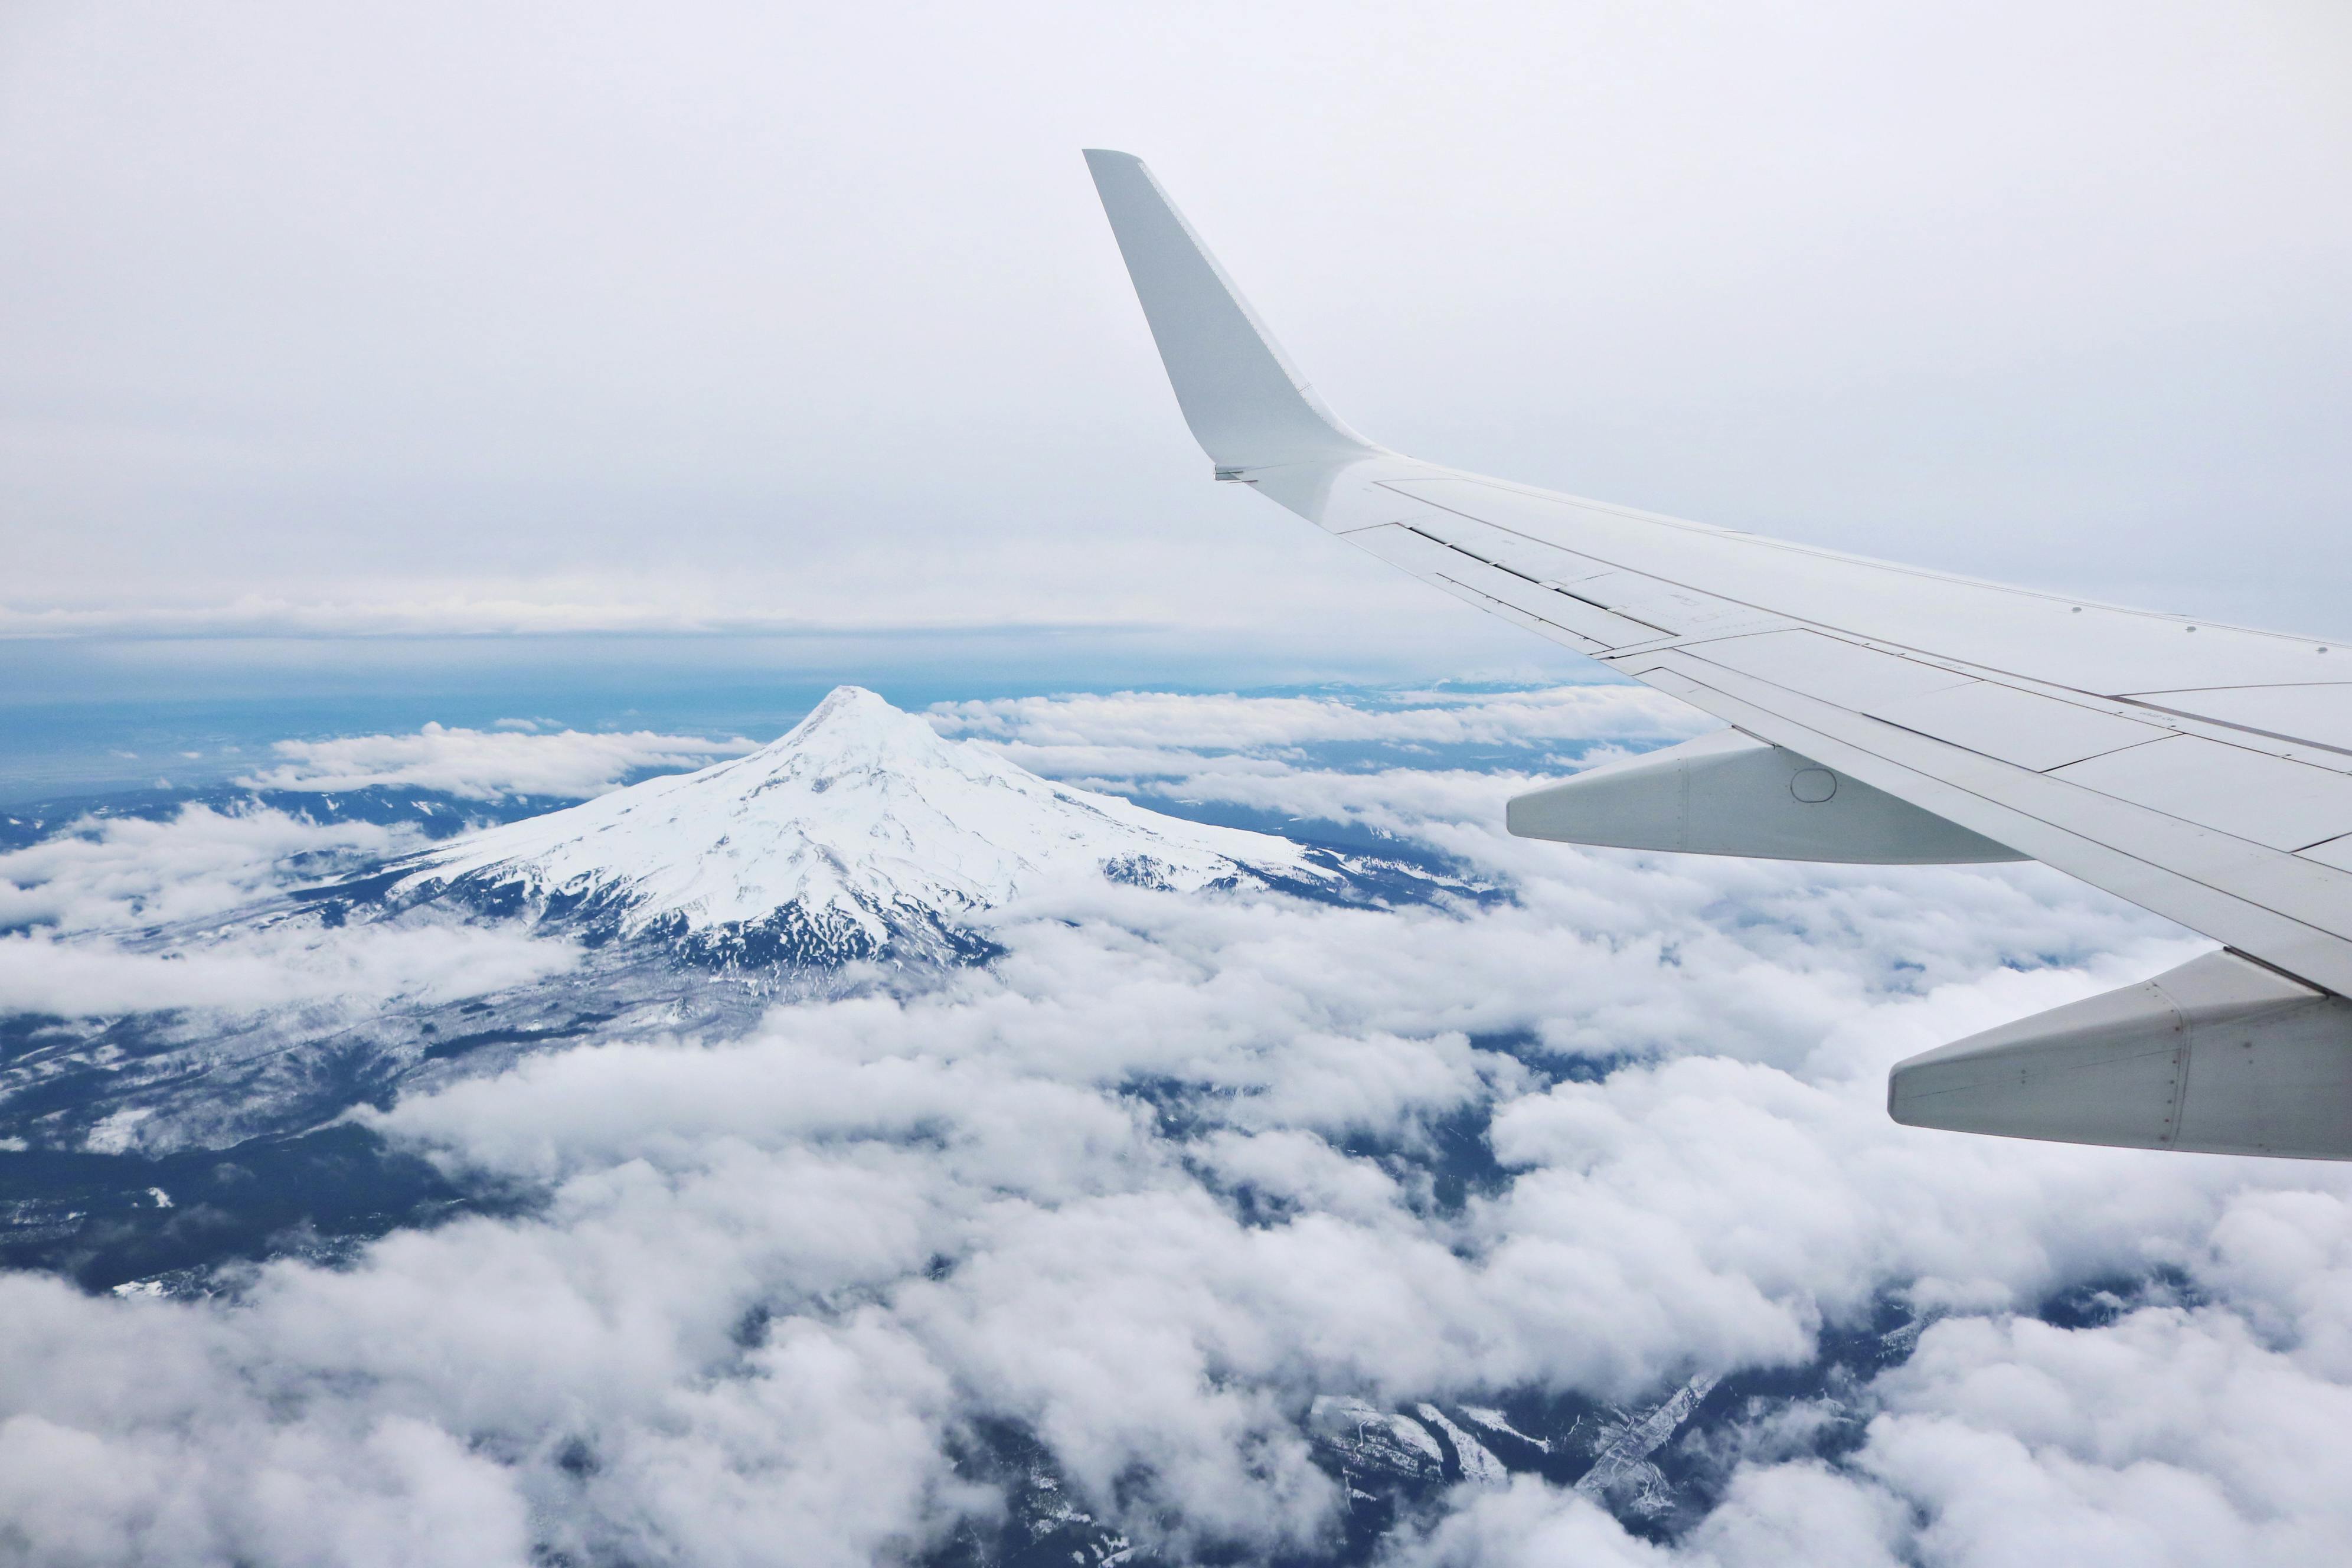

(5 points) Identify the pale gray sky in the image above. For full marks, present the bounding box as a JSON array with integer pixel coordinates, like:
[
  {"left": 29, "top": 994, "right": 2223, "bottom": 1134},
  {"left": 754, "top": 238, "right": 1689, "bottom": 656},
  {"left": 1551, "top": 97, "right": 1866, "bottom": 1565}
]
[{"left": 5, "top": 1, "right": 2351, "bottom": 676}]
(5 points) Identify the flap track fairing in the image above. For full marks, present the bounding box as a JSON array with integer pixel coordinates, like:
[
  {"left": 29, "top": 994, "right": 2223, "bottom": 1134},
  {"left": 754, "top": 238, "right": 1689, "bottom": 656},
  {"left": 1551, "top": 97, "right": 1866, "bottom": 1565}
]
[
  {"left": 1506, "top": 730, "right": 2023, "bottom": 864},
  {"left": 1890, "top": 950, "right": 2352, "bottom": 1159}
]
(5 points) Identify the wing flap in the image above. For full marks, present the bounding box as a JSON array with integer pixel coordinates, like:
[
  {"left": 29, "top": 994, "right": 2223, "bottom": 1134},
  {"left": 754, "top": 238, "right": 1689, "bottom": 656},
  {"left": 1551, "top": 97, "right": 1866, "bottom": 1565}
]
[
  {"left": 1693, "top": 631, "right": 1979, "bottom": 708},
  {"left": 2051, "top": 737, "right": 2352, "bottom": 854},
  {"left": 1861, "top": 681, "right": 2171, "bottom": 772},
  {"left": 2122, "top": 684, "right": 2352, "bottom": 756}
]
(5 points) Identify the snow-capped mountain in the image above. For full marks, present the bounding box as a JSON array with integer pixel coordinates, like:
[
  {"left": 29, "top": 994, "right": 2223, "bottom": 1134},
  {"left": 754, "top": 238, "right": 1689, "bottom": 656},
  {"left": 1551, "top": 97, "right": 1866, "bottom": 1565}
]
[
  {"left": 0, "top": 689, "right": 1400, "bottom": 1156},
  {"left": 381, "top": 685, "right": 1334, "bottom": 964}
]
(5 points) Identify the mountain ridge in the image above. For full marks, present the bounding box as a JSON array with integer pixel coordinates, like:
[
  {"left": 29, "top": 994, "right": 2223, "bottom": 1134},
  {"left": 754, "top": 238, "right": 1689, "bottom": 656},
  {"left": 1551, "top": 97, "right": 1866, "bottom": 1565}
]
[{"left": 379, "top": 685, "right": 1337, "bottom": 965}]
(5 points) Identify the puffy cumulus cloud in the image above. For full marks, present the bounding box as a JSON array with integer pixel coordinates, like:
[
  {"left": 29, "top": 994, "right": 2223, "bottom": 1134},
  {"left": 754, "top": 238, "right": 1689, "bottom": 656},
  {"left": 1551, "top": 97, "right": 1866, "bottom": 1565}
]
[
  {"left": 240, "top": 723, "right": 754, "bottom": 802},
  {"left": 1378, "top": 1477, "right": 1685, "bottom": 1567},
  {"left": 1388, "top": 1299, "right": 2352, "bottom": 1568},
  {"left": 0, "top": 1397, "right": 531, "bottom": 1568},
  {"left": 0, "top": 919, "right": 578, "bottom": 1021},
  {"left": 4, "top": 709, "right": 2352, "bottom": 1563},
  {"left": 1683, "top": 1463, "right": 1910, "bottom": 1568},
  {"left": 1470, "top": 1046, "right": 2227, "bottom": 1381},
  {"left": 0, "top": 801, "right": 576, "bottom": 1027},
  {"left": 0, "top": 803, "right": 406, "bottom": 933},
  {"left": 1382, "top": 1467, "right": 1913, "bottom": 1568},
  {"left": 2199, "top": 1188, "right": 2352, "bottom": 1377},
  {"left": 1837, "top": 1303, "right": 2352, "bottom": 1566}
]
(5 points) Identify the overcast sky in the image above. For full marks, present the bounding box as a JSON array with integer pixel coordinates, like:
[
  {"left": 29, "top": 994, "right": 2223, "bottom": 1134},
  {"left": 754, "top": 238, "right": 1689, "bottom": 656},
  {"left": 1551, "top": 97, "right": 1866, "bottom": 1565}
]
[{"left": 5, "top": 1, "right": 2351, "bottom": 681}]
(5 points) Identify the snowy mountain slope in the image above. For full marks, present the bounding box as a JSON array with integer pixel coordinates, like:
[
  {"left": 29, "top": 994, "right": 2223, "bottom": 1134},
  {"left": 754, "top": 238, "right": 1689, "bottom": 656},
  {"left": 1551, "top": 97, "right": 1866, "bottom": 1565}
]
[{"left": 380, "top": 686, "right": 1336, "bottom": 963}]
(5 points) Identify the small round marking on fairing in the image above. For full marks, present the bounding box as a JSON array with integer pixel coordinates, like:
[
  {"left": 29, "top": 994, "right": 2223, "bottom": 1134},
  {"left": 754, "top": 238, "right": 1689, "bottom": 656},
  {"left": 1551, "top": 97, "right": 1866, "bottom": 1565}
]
[{"left": 1790, "top": 768, "right": 1837, "bottom": 804}]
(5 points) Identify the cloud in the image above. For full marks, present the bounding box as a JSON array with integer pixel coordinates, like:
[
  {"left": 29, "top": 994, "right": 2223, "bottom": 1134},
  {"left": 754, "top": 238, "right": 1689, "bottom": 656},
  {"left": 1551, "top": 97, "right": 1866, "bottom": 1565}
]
[
  {"left": 925, "top": 684, "right": 1731, "bottom": 867},
  {"left": 919, "top": 685, "right": 1752, "bottom": 876},
  {"left": 1379, "top": 1477, "right": 1684, "bottom": 1567},
  {"left": 927, "top": 686, "right": 1713, "bottom": 806},
  {"left": 929, "top": 685, "right": 1711, "bottom": 759},
  {"left": 0, "top": 585, "right": 1210, "bottom": 641},
  {"left": 0, "top": 920, "right": 578, "bottom": 1022},
  {"left": 1878, "top": 1308, "right": 2352, "bottom": 1556},
  {"left": 0, "top": 1401, "right": 533, "bottom": 1568},
  {"left": 239, "top": 723, "right": 754, "bottom": 802},
  {"left": 5, "top": 1, "right": 2350, "bottom": 654},
  {"left": 0, "top": 803, "right": 576, "bottom": 1048},
  {"left": 4, "top": 696, "right": 2351, "bottom": 1563},
  {"left": 0, "top": 804, "right": 405, "bottom": 933}
]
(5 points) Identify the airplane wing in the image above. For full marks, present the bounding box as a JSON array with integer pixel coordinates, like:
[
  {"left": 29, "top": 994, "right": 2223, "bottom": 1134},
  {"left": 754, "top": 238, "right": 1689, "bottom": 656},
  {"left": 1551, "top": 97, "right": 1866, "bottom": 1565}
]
[{"left": 1084, "top": 148, "right": 2352, "bottom": 1160}]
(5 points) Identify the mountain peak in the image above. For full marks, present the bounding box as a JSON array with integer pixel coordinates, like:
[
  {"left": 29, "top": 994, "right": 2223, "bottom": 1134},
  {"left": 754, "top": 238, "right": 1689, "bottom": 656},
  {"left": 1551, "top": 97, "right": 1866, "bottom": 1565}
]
[
  {"left": 736, "top": 685, "right": 962, "bottom": 775},
  {"left": 785, "top": 684, "right": 909, "bottom": 740},
  {"left": 390, "top": 686, "right": 1328, "bottom": 963}
]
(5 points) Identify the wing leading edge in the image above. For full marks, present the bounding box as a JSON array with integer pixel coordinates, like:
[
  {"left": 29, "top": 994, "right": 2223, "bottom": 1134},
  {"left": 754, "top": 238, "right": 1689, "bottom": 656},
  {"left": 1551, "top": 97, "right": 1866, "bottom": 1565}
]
[{"left": 1083, "top": 149, "right": 2352, "bottom": 1159}]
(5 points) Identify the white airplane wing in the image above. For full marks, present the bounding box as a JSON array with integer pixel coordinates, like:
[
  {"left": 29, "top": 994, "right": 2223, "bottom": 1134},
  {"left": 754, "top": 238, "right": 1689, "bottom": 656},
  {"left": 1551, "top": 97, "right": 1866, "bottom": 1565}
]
[{"left": 1084, "top": 148, "right": 2352, "bottom": 1160}]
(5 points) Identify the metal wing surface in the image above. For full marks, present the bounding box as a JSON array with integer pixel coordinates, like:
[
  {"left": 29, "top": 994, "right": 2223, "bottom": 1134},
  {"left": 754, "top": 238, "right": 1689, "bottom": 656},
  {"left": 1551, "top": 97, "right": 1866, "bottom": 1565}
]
[{"left": 1085, "top": 149, "right": 2352, "bottom": 1159}]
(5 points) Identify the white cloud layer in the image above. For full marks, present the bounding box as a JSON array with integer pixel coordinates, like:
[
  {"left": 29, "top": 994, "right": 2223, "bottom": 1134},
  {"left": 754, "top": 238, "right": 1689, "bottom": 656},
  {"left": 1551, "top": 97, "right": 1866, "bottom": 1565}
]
[
  {"left": 240, "top": 723, "right": 754, "bottom": 802},
  {"left": 0, "top": 805, "right": 403, "bottom": 933},
  {"left": 4, "top": 690, "right": 2351, "bottom": 1564},
  {"left": 0, "top": 920, "right": 577, "bottom": 1023},
  {"left": 927, "top": 683, "right": 1720, "bottom": 854},
  {"left": 0, "top": 803, "right": 579, "bottom": 1024},
  {"left": 927, "top": 685, "right": 1713, "bottom": 760}
]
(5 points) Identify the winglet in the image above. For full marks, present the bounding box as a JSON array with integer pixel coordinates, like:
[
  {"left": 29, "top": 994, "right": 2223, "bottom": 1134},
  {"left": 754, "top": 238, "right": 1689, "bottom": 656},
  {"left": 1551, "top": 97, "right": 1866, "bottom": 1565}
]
[{"left": 1083, "top": 150, "right": 1378, "bottom": 472}]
